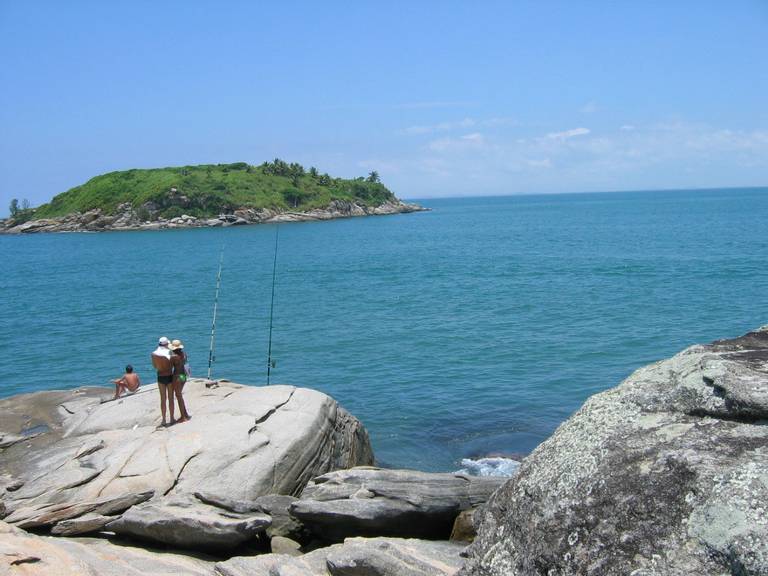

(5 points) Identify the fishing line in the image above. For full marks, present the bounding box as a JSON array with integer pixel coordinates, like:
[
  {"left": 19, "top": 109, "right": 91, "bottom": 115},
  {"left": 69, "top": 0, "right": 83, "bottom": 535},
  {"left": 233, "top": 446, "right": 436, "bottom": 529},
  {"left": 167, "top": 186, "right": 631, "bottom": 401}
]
[
  {"left": 266, "top": 225, "right": 279, "bottom": 385},
  {"left": 207, "top": 244, "right": 225, "bottom": 381}
]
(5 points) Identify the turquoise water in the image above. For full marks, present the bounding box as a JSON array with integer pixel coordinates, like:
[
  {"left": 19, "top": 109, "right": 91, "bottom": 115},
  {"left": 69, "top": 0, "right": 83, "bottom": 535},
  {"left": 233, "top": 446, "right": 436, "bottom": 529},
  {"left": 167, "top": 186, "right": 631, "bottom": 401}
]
[{"left": 2, "top": 188, "right": 767, "bottom": 472}]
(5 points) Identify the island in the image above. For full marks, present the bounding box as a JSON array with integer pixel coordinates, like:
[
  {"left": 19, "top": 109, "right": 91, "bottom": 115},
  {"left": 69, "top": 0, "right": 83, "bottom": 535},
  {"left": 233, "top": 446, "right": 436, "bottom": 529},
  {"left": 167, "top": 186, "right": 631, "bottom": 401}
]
[{"left": 0, "top": 160, "right": 426, "bottom": 234}]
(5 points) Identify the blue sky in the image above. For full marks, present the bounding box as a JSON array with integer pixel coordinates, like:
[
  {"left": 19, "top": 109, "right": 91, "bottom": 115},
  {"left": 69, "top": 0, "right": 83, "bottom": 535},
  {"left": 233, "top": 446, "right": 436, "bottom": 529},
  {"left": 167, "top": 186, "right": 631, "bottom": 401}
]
[{"left": 1, "top": 1, "right": 767, "bottom": 212}]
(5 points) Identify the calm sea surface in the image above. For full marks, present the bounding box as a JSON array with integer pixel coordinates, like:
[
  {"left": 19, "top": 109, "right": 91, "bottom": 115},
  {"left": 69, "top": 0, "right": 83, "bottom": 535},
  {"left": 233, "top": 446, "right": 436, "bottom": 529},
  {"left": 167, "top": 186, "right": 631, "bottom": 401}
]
[{"left": 2, "top": 188, "right": 767, "bottom": 472}]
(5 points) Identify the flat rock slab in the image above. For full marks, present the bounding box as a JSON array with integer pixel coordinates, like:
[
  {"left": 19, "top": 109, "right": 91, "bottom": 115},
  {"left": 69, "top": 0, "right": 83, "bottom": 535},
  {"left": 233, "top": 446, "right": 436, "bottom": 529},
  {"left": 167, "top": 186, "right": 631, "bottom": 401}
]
[
  {"left": 215, "top": 548, "right": 339, "bottom": 576},
  {"left": 461, "top": 327, "right": 768, "bottom": 576},
  {"left": 106, "top": 495, "right": 271, "bottom": 551},
  {"left": 0, "top": 381, "right": 373, "bottom": 529},
  {"left": 50, "top": 512, "right": 115, "bottom": 536},
  {"left": 0, "top": 520, "right": 212, "bottom": 575},
  {"left": 291, "top": 467, "right": 505, "bottom": 541},
  {"left": 326, "top": 537, "right": 466, "bottom": 576},
  {"left": 215, "top": 537, "right": 465, "bottom": 576},
  {"left": 5, "top": 491, "right": 154, "bottom": 530}
]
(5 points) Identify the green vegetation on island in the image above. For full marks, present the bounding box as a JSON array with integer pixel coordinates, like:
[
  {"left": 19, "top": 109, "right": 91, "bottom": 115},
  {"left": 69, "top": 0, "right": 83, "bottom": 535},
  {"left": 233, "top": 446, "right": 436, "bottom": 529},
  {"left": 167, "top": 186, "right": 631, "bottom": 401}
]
[{"left": 20, "top": 161, "right": 393, "bottom": 221}]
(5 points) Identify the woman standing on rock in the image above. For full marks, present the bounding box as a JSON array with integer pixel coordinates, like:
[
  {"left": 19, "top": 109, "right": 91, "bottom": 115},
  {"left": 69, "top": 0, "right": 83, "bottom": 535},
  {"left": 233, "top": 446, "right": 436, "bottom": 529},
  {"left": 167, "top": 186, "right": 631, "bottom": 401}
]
[{"left": 170, "top": 339, "right": 191, "bottom": 423}]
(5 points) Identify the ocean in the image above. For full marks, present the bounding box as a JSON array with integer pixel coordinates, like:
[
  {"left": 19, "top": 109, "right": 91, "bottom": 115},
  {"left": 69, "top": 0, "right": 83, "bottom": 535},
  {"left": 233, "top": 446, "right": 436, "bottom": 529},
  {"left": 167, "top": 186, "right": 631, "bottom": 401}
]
[{"left": 2, "top": 188, "right": 767, "bottom": 473}]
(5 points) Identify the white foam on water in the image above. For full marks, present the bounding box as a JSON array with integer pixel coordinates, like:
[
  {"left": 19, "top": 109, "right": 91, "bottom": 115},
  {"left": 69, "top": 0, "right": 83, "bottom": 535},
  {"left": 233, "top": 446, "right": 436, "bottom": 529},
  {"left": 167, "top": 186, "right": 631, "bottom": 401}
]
[{"left": 456, "top": 457, "right": 520, "bottom": 477}]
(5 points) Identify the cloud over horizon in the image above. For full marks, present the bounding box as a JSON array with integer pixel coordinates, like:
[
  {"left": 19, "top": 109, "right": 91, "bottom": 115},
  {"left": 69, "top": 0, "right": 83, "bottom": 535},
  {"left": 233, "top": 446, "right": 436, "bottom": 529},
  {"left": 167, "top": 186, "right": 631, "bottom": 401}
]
[{"left": 379, "top": 119, "right": 768, "bottom": 198}]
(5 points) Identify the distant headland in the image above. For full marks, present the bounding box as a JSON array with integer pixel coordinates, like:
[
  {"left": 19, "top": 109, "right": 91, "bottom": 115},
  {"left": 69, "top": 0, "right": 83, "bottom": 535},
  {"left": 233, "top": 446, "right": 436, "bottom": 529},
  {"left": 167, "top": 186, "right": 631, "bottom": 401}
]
[{"left": 0, "top": 160, "right": 427, "bottom": 234}]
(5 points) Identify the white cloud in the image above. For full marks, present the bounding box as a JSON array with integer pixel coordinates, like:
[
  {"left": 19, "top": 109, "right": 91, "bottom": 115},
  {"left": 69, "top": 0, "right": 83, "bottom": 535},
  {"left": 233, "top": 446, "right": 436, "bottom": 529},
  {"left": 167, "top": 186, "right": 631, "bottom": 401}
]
[
  {"left": 395, "top": 101, "right": 475, "bottom": 110},
  {"left": 428, "top": 132, "right": 487, "bottom": 152},
  {"left": 580, "top": 101, "right": 599, "bottom": 114},
  {"left": 545, "top": 127, "right": 591, "bottom": 140},
  {"left": 403, "top": 116, "right": 518, "bottom": 136},
  {"left": 405, "top": 118, "right": 476, "bottom": 135},
  {"left": 379, "top": 120, "right": 768, "bottom": 197},
  {"left": 525, "top": 158, "right": 552, "bottom": 169}
]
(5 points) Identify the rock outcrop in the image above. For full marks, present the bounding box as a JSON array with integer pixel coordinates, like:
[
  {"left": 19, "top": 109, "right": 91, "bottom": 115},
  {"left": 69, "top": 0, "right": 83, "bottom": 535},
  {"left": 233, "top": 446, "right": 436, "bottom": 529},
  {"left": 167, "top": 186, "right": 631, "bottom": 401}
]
[
  {"left": 106, "top": 494, "right": 272, "bottom": 551},
  {"left": 215, "top": 537, "right": 467, "bottom": 576},
  {"left": 0, "top": 520, "right": 213, "bottom": 575},
  {"left": 0, "top": 199, "right": 427, "bottom": 234},
  {"left": 460, "top": 327, "right": 768, "bottom": 575},
  {"left": 290, "top": 467, "right": 506, "bottom": 542},
  {"left": 0, "top": 381, "right": 373, "bottom": 534}
]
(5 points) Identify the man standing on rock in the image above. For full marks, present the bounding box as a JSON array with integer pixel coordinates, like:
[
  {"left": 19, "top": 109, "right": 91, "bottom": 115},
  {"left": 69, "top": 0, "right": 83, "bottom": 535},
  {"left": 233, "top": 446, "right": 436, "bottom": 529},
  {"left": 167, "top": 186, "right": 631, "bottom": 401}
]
[{"left": 151, "top": 336, "right": 175, "bottom": 426}]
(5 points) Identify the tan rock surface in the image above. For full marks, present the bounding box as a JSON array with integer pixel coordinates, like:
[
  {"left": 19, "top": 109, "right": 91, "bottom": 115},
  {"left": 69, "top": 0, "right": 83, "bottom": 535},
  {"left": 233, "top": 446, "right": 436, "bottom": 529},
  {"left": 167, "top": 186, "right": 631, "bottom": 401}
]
[{"left": 0, "top": 380, "right": 373, "bottom": 530}]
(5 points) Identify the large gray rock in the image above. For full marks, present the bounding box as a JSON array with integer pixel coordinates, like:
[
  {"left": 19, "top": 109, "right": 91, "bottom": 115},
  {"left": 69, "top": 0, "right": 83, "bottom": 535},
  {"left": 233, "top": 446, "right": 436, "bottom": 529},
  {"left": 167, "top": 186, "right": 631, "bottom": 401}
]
[
  {"left": 0, "top": 381, "right": 373, "bottom": 530},
  {"left": 50, "top": 512, "right": 115, "bottom": 536},
  {"left": 6, "top": 491, "right": 154, "bottom": 529},
  {"left": 291, "top": 467, "right": 505, "bottom": 542},
  {"left": 215, "top": 537, "right": 465, "bottom": 576},
  {"left": 194, "top": 491, "right": 306, "bottom": 540},
  {"left": 105, "top": 494, "right": 271, "bottom": 551},
  {"left": 0, "top": 520, "right": 212, "bottom": 575},
  {"left": 215, "top": 546, "right": 341, "bottom": 576},
  {"left": 326, "top": 537, "right": 466, "bottom": 575},
  {"left": 255, "top": 494, "right": 308, "bottom": 541},
  {"left": 461, "top": 327, "right": 768, "bottom": 575}
]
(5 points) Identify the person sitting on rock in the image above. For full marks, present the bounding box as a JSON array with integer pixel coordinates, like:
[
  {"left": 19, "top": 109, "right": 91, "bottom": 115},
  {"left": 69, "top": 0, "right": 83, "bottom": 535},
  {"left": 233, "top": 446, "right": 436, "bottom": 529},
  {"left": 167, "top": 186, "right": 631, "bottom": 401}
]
[
  {"left": 151, "top": 336, "right": 175, "bottom": 426},
  {"left": 112, "top": 364, "right": 140, "bottom": 399}
]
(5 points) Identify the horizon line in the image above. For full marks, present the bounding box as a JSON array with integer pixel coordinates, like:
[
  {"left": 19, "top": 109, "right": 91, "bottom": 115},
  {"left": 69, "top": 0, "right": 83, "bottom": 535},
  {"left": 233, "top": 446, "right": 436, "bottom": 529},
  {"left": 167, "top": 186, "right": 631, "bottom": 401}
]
[{"left": 402, "top": 184, "right": 768, "bottom": 202}]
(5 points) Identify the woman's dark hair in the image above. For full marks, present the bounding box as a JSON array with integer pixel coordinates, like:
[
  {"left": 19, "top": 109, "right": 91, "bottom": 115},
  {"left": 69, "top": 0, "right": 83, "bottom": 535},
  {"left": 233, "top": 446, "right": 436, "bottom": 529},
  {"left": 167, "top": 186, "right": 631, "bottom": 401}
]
[{"left": 126, "top": 365, "right": 133, "bottom": 373}]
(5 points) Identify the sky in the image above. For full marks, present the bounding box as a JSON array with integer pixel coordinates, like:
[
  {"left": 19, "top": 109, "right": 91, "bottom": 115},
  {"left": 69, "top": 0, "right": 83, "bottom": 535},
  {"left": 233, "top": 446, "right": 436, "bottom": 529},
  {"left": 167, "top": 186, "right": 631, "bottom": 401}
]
[{"left": 1, "top": 1, "right": 767, "bottom": 213}]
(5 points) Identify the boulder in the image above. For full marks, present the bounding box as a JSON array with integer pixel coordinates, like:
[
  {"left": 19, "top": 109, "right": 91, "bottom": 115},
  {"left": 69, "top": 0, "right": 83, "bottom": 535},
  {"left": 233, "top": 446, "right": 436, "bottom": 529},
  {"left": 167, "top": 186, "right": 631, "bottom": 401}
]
[
  {"left": 215, "top": 547, "right": 339, "bottom": 576},
  {"left": 215, "top": 537, "right": 465, "bottom": 576},
  {"left": 449, "top": 509, "right": 476, "bottom": 543},
  {"left": 5, "top": 491, "right": 154, "bottom": 529},
  {"left": 326, "top": 537, "right": 466, "bottom": 576},
  {"left": 254, "top": 494, "right": 308, "bottom": 541},
  {"left": 0, "top": 520, "right": 212, "bottom": 575},
  {"left": 461, "top": 327, "right": 768, "bottom": 575},
  {"left": 270, "top": 535, "right": 302, "bottom": 556},
  {"left": 106, "top": 494, "right": 271, "bottom": 551},
  {"left": 290, "top": 467, "right": 505, "bottom": 542},
  {"left": 0, "top": 381, "right": 373, "bottom": 530},
  {"left": 50, "top": 512, "right": 114, "bottom": 536}
]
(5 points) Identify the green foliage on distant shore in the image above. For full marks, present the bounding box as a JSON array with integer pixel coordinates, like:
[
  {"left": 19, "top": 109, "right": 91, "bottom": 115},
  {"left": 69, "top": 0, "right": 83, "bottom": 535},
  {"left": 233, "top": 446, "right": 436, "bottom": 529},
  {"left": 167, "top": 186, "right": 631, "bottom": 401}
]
[
  {"left": 8, "top": 198, "right": 34, "bottom": 223},
  {"left": 33, "top": 161, "right": 395, "bottom": 219}
]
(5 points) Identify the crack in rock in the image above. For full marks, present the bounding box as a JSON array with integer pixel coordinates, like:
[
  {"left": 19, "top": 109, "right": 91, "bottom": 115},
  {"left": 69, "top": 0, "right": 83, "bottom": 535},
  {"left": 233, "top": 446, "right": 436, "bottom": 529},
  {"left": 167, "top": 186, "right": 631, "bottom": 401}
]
[
  {"left": 248, "top": 389, "right": 296, "bottom": 434},
  {"left": 163, "top": 452, "right": 200, "bottom": 496},
  {"left": 10, "top": 556, "right": 41, "bottom": 566}
]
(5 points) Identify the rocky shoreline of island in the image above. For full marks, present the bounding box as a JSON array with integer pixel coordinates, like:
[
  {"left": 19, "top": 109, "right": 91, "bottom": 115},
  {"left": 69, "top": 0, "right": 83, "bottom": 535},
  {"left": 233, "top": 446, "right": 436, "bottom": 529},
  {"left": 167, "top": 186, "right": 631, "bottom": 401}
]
[
  {"left": 0, "top": 199, "right": 428, "bottom": 234},
  {"left": 1, "top": 327, "right": 767, "bottom": 575}
]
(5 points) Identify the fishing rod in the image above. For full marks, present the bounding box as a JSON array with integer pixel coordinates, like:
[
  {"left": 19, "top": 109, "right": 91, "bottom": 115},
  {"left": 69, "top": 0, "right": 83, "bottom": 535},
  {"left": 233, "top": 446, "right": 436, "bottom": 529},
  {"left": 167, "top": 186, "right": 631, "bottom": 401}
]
[
  {"left": 207, "top": 245, "right": 225, "bottom": 381},
  {"left": 266, "top": 225, "right": 279, "bottom": 385}
]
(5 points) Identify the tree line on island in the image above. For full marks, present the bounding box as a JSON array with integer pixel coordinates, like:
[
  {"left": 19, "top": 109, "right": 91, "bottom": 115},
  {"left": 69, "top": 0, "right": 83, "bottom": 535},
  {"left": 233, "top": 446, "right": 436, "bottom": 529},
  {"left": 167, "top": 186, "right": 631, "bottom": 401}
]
[{"left": 6, "top": 160, "right": 391, "bottom": 223}]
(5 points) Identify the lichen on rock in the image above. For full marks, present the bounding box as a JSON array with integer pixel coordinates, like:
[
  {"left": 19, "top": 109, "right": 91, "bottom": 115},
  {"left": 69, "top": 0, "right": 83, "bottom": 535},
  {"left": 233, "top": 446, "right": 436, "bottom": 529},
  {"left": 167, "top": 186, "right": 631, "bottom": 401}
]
[{"left": 461, "top": 327, "right": 768, "bottom": 575}]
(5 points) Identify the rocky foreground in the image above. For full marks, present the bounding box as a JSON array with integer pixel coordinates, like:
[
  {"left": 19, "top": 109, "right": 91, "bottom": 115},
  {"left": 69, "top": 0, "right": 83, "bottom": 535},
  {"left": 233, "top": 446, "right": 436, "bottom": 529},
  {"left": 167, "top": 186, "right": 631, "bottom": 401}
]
[
  {"left": 0, "top": 199, "right": 427, "bottom": 234},
  {"left": 461, "top": 327, "right": 768, "bottom": 575},
  {"left": 2, "top": 328, "right": 768, "bottom": 575},
  {"left": 0, "top": 380, "right": 504, "bottom": 575}
]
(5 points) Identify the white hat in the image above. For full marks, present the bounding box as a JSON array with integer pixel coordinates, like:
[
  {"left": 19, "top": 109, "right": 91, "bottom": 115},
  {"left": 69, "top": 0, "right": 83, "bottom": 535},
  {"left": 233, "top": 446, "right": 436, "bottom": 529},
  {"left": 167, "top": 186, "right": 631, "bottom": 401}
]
[
  {"left": 158, "top": 336, "right": 170, "bottom": 346},
  {"left": 170, "top": 339, "right": 184, "bottom": 350}
]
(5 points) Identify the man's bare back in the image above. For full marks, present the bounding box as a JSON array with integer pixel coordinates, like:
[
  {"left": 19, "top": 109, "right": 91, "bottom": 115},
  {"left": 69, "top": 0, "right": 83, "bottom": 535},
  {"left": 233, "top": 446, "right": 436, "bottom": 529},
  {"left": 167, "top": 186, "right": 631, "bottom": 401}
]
[{"left": 113, "top": 365, "right": 141, "bottom": 399}]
